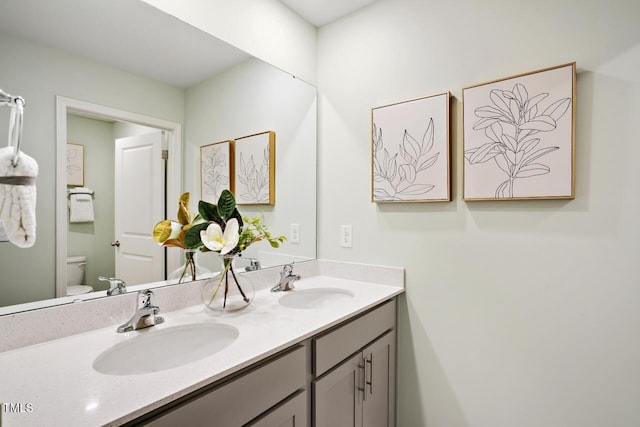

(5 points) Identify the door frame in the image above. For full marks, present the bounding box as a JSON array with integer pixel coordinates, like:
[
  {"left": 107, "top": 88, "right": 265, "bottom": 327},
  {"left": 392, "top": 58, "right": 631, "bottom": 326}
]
[{"left": 55, "top": 96, "right": 182, "bottom": 298}]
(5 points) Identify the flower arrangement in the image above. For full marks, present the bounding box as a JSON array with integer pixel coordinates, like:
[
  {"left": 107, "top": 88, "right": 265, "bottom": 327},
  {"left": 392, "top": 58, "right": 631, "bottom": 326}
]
[
  {"left": 153, "top": 190, "right": 285, "bottom": 307},
  {"left": 153, "top": 190, "right": 285, "bottom": 277}
]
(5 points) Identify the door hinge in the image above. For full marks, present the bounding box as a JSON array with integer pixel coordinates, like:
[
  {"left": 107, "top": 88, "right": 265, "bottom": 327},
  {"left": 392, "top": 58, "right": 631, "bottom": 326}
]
[{"left": 161, "top": 149, "right": 168, "bottom": 160}]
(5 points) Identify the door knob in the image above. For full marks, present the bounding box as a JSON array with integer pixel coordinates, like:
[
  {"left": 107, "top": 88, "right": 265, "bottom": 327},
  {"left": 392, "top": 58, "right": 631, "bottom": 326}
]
[{"left": 111, "top": 240, "right": 120, "bottom": 247}]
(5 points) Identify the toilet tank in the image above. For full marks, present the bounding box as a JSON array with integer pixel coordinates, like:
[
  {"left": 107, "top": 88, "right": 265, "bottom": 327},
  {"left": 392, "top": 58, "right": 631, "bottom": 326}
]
[{"left": 67, "top": 256, "right": 87, "bottom": 286}]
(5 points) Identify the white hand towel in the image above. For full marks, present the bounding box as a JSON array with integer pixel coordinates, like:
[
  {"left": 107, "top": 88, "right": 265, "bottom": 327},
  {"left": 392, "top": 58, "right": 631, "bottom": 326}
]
[
  {"left": 0, "top": 146, "right": 38, "bottom": 248},
  {"left": 69, "top": 187, "right": 94, "bottom": 223}
]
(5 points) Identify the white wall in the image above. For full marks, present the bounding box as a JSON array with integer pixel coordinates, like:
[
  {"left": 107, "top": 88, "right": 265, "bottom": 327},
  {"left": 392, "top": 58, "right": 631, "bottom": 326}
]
[
  {"left": 65, "top": 119, "right": 159, "bottom": 292},
  {"left": 184, "top": 58, "right": 317, "bottom": 272},
  {"left": 318, "top": 0, "right": 640, "bottom": 426},
  {"left": 0, "top": 31, "right": 184, "bottom": 306},
  {"left": 66, "top": 115, "right": 115, "bottom": 291},
  {"left": 141, "top": 0, "right": 318, "bottom": 85}
]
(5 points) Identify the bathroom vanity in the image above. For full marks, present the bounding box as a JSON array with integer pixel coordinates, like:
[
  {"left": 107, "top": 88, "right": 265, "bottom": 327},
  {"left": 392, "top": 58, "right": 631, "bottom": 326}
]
[{"left": 0, "top": 260, "right": 403, "bottom": 426}]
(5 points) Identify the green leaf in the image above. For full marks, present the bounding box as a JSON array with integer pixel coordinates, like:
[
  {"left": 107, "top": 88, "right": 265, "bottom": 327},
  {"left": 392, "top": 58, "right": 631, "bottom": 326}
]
[
  {"left": 217, "top": 190, "right": 236, "bottom": 220},
  {"left": 198, "top": 200, "right": 222, "bottom": 223},
  {"left": 183, "top": 222, "right": 209, "bottom": 248},
  {"left": 229, "top": 208, "right": 244, "bottom": 229}
]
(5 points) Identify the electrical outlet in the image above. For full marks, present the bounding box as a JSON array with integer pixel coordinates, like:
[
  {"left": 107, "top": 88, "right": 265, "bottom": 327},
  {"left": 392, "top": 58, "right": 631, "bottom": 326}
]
[
  {"left": 340, "top": 225, "right": 353, "bottom": 248},
  {"left": 290, "top": 223, "right": 300, "bottom": 243}
]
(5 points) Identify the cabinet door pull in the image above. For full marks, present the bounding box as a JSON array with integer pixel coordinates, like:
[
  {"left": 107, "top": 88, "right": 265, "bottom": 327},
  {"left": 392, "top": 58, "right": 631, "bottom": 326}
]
[
  {"left": 357, "top": 357, "right": 367, "bottom": 401},
  {"left": 365, "top": 355, "right": 374, "bottom": 395}
]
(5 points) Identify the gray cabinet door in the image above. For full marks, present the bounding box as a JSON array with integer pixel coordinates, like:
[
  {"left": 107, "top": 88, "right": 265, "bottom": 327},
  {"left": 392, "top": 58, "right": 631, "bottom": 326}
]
[
  {"left": 313, "top": 353, "right": 363, "bottom": 427},
  {"left": 247, "top": 390, "right": 308, "bottom": 427},
  {"left": 362, "top": 330, "right": 396, "bottom": 427},
  {"left": 313, "top": 330, "right": 396, "bottom": 427}
]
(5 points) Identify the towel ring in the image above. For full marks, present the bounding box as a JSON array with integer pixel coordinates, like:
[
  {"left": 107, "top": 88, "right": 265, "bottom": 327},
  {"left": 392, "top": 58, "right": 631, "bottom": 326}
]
[{"left": 1, "top": 89, "right": 25, "bottom": 167}]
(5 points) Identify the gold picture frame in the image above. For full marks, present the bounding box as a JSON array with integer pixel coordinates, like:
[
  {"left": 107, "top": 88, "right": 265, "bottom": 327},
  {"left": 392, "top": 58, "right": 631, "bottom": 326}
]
[
  {"left": 233, "top": 131, "right": 275, "bottom": 205},
  {"left": 462, "top": 62, "right": 576, "bottom": 201},
  {"left": 200, "top": 140, "right": 233, "bottom": 204},
  {"left": 371, "top": 92, "right": 451, "bottom": 202}
]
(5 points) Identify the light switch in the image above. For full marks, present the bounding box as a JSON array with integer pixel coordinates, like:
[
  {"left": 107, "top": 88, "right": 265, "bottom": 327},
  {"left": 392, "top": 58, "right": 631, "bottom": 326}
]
[
  {"left": 290, "top": 223, "right": 300, "bottom": 243},
  {"left": 340, "top": 225, "right": 353, "bottom": 248}
]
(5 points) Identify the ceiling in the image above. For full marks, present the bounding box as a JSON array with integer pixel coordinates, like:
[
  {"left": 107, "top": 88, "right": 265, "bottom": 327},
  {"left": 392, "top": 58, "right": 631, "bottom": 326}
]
[
  {"left": 278, "top": 0, "right": 378, "bottom": 27},
  {"left": 0, "top": 0, "right": 250, "bottom": 88},
  {"left": 0, "top": 0, "right": 377, "bottom": 89}
]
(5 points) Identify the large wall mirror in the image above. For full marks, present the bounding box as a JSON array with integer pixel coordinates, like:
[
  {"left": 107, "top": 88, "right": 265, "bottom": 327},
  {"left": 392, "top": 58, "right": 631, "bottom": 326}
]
[{"left": 0, "top": 0, "right": 316, "bottom": 314}]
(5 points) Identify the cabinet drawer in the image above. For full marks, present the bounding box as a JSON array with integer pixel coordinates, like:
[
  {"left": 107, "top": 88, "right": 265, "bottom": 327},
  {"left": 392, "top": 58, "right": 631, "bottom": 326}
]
[
  {"left": 145, "top": 345, "right": 307, "bottom": 427},
  {"left": 313, "top": 299, "right": 395, "bottom": 377}
]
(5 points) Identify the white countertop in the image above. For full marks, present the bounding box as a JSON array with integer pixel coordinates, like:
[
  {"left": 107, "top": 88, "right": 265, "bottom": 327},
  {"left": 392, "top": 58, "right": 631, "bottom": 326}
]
[{"left": 0, "top": 274, "right": 403, "bottom": 426}]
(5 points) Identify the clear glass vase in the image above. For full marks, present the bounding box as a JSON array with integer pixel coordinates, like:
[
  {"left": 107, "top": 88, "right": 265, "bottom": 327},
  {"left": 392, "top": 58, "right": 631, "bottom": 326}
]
[
  {"left": 201, "top": 254, "right": 255, "bottom": 312},
  {"left": 167, "top": 249, "right": 212, "bottom": 284}
]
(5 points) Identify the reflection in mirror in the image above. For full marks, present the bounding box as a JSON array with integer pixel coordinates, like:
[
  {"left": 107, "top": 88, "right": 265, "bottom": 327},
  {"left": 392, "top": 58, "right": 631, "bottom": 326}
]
[{"left": 0, "top": 0, "right": 316, "bottom": 315}]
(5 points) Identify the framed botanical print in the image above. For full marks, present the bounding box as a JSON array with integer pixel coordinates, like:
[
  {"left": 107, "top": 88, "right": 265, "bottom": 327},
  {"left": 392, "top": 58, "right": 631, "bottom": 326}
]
[
  {"left": 233, "top": 131, "right": 275, "bottom": 205},
  {"left": 66, "top": 143, "right": 84, "bottom": 186},
  {"left": 200, "top": 140, "right": 233, "bottom": 204},
  {"left": 463, "top": 62, "right": 576, "bottom": 200},
  {"left": 371, "top": 92, "right": 451, "bottom": 202}
]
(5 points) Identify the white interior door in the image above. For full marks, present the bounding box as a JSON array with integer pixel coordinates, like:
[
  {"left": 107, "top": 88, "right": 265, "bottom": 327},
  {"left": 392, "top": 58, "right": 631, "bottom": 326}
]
[{"left": 114, "top": 131, "right": 165, "bottom": 285}]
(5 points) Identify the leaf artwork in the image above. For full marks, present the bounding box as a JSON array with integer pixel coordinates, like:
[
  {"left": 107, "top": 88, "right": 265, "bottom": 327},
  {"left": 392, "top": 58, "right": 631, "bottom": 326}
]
[
  {"left": 373, "top": 118, "right": 440, "bottom": 201},
  {"left": 464, "top": 83, "right": 571, "bottom": 198},
  {"left": 66, "top": 147, "right": 81, "bottom": 175},
  {"left": 201, "top": 145, "right": 229, "bottom": 201},
  {"left": 237, "top": 148, "right": 270, "bottom": 203}
]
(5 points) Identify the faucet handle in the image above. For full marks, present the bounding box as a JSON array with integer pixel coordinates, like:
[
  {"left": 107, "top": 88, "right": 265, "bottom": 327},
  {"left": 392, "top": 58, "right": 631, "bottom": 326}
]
[
  {"left": 248, "top": 258, "right": 261, "bottom": 271},
  {"left": 281, "top": 263, "right": 294, "bottom": 276},
  {"left": 99, "top": 276, "right": 127, "bottom": 296},
  {"left": 138, "top": 289, "right": 155, "bottom": 308}
]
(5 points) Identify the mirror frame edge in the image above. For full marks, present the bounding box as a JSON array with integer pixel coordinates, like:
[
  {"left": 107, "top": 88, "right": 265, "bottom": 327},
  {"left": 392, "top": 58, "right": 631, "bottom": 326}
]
[{"left": 55, "top": 96, "right": 183, "bottom": 297}]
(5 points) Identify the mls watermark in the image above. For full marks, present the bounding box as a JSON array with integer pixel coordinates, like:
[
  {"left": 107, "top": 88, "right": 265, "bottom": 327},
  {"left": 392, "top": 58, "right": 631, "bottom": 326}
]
[{"left": 1, "top": 403, "right": 34, "bottom": 425}]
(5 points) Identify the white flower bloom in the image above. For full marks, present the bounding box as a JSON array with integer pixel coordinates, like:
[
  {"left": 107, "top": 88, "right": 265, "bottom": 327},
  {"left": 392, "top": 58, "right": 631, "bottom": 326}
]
[{"left": 200, "top": 218, "right": 240, "bottom": 254}]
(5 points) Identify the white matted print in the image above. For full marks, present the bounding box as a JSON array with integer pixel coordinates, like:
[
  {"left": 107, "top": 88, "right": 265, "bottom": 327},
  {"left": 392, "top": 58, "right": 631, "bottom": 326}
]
[
  {"left": 66, "top": 143, "right": 84, "bottom": 186},
  {"left": 200, "top": 140, "right": 232, "bottom": 204},
  {"left": 234, "top": 131, "right": 275, "bottom": 205},
  {"left": 372, "top": 92, "right": 450, "bottom": 202},
  {"left": 463, "top": 62, "right": 576, "bottom": 200}
]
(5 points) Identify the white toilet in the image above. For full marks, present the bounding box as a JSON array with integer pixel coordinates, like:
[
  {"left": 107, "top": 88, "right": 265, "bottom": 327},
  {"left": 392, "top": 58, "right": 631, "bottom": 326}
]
[{"left": 66, "top": 256, "right": 94, "bottom": 296}]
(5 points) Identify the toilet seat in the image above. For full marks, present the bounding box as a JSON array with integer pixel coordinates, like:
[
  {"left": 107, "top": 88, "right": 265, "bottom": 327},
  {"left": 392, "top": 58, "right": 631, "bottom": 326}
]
[{"left": 66, "top": 285, "right": 94, "bottom": 296}]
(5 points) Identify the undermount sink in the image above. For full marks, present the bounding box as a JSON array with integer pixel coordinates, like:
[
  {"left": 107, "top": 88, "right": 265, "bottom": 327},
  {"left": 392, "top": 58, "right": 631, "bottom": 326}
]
[
  {"left": 278, "top": 287, "right": 354, "bottom": 309},
  {"left": 93, "top": 323, "right": 238, "bottom": 375}
]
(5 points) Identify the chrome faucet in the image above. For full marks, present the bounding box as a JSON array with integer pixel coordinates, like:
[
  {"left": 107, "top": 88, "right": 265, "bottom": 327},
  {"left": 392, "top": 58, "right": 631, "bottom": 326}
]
[
  {"left": 271, "top": 263, "right": 301, "bottom": 292},
  {"left": 244, "top": 257, "right": 261, "bottom": 271},
  {"left": 99, "top": 276, "right": 127, "bottom": 296},
  {"left": 116, "top": 289, "right": 164, "bottom": 333}
]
